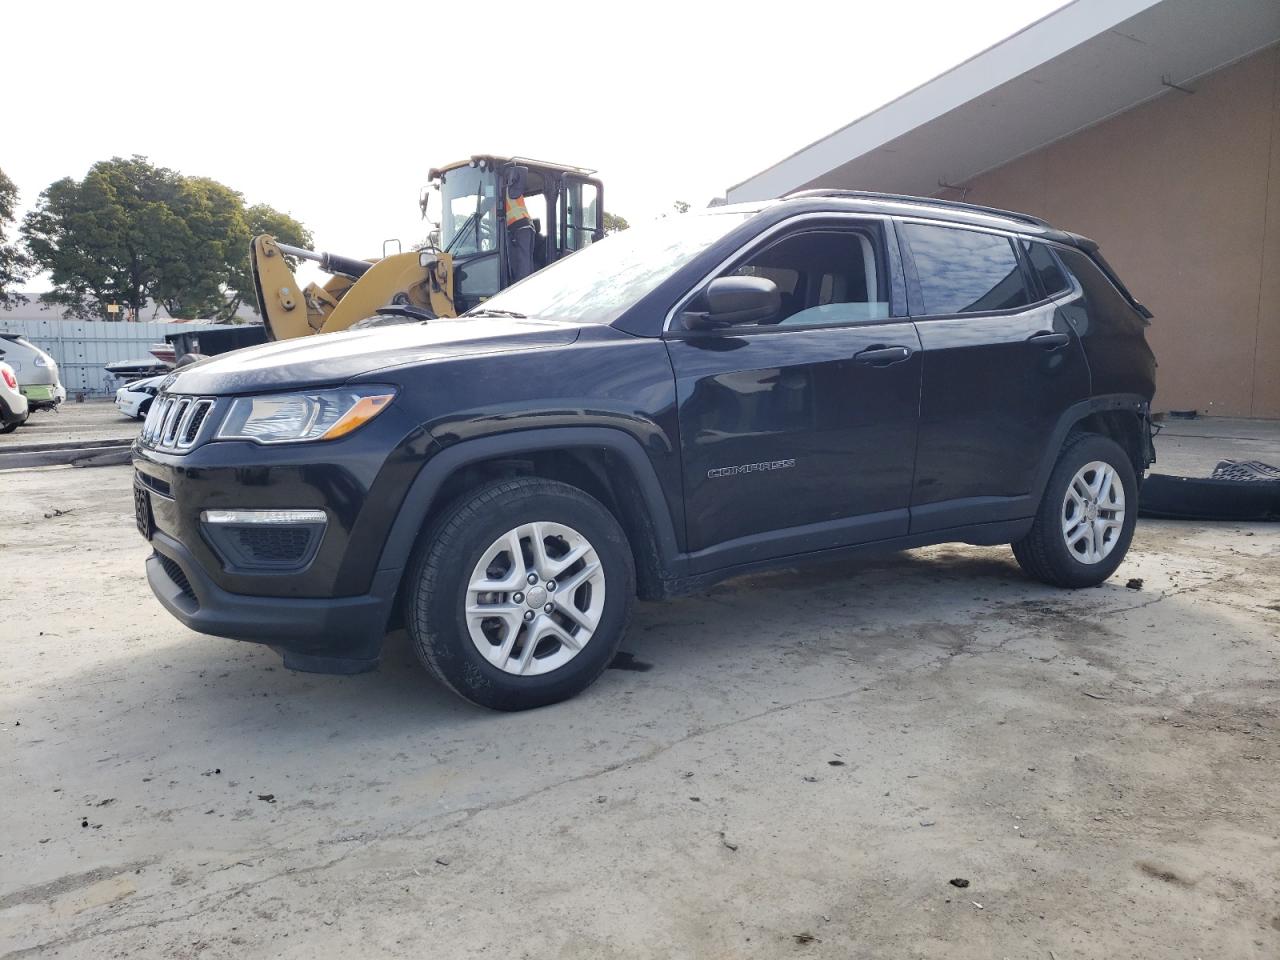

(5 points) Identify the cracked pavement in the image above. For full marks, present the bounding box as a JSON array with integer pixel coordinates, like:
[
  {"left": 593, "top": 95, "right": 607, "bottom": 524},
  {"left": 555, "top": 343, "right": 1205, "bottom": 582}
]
[{"left": 1, "top": 464, "right": 1278, "bottom": 958}]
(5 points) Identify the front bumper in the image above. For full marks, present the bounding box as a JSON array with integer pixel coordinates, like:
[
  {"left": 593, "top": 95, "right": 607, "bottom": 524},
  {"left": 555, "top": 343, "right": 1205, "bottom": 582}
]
[
  {"left": 146, "top": 527, "right": 399, "bottom": 671},
  {"left": 132, "top": 401, "right": 433, "bottom": 672},
  {"left": 116, "top": 392, "right": 146, "bottom": 417}
]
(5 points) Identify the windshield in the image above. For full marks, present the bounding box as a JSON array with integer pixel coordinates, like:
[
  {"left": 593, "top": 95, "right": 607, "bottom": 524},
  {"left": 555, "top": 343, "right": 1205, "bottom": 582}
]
[
  {"left": 466, "top": 210, "right": 753, "bottom": 325},
  {"left": 439, "top": 165, "right": 499, "bottom": 257}
]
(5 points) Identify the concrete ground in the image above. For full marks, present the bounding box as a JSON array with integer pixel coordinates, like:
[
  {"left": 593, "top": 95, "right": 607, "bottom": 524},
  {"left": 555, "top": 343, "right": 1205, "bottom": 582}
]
[
  {"left": 1, "top": 399, "right": 139, "bottom": 448},
  {"left": 1, "top": 428, "right": 1278, "bottom": 959},
  {"left": 1152, "top": 416, "right": 1280, "bottom": 476}
]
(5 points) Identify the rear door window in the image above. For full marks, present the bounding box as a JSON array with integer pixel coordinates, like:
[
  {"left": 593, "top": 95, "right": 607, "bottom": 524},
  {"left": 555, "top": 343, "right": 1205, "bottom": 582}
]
[
  {"left": 903, "top": 223, "right": 1031, "bottom": 316},
  {"left": 1021, "top": 240, "right": 1070, "bottom": 298}
]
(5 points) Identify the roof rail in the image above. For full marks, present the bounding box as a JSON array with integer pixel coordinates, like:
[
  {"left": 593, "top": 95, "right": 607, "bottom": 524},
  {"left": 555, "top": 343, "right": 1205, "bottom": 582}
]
[{"left": 782, "top": 188, "right": 1052, "bottom": 229}]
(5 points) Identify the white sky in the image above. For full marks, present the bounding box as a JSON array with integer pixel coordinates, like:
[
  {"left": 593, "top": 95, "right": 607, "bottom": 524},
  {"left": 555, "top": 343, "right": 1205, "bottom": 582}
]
[{"left": 6, "top": 0, "right": 1068, "bottom": 290}]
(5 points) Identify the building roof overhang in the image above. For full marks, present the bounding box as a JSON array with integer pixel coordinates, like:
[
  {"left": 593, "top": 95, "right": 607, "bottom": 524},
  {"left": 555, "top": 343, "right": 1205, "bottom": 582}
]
[{"left": 726, "top": 0, "right": 1280, "bottom": 201}]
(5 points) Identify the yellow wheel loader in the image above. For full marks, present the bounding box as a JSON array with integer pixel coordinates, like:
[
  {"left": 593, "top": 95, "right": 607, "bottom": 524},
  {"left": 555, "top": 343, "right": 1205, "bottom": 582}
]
[{"left": 251, "top": 155, "right": 605, "bottom": 340}]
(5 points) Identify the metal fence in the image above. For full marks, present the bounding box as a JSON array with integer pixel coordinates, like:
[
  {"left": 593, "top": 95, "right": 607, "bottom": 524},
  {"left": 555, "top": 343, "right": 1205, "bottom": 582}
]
[{"left": 0, "top": 319, "right": 225, "bottom": 397}]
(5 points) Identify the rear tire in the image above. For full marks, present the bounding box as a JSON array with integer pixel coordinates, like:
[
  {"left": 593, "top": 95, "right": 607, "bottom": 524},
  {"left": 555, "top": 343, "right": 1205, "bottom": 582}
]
[
  {"left": 1012, "top": 433, "right": 1138, "bottom": 588},
  {"left": 406, "top": 477, "right": 635, "bottom": 710}
]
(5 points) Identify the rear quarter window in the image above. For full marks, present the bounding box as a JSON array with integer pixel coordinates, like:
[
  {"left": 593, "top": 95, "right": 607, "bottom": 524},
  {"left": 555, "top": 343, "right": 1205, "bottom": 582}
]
[{"left": 1021, "top": 240, "right": 1070, "bottom": 298}]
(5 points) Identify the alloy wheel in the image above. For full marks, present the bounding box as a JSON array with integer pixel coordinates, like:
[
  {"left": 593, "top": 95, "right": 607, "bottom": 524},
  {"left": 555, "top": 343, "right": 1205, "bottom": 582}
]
[
  {"left": 465, "top": 521, "right": 606, "bottom": 676},
  {"left": 1061, "top": 460, "right": 1125, "bottom": 564}
]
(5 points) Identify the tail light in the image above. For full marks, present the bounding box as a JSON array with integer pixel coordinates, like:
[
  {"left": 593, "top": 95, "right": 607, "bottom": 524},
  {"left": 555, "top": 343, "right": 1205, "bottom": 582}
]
[{"left": 1, "top": 368, "right": 16, "bottom": 389}]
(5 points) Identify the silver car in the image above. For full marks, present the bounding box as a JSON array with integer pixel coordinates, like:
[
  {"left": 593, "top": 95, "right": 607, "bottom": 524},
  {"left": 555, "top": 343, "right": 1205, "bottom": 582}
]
[{"left": 0, "top": 333, "right": 65, "bottom": 410}]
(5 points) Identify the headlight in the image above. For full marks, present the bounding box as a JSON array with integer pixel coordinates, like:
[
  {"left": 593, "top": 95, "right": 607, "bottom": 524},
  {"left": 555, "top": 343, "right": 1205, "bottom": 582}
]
[{"left": 215, "top": 386, "right": 396, "bottom": 444}]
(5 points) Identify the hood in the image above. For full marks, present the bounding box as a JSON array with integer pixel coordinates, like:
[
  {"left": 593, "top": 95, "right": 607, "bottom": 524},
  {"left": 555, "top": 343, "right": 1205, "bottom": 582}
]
[{"left": 165, "top": 317, "right": 582, "bottom": 395}]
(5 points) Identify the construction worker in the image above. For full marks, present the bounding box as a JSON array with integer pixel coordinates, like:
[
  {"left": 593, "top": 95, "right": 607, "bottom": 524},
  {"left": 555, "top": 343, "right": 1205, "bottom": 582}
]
[{"left": 505, "top": 166, "right": 536, "bottom": 283}]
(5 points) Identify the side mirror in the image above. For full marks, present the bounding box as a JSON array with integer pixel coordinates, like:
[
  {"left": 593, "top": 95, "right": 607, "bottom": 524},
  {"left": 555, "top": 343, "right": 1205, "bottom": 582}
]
[{"left": 683, "top": 276, "right": 780, "bottom": 330}]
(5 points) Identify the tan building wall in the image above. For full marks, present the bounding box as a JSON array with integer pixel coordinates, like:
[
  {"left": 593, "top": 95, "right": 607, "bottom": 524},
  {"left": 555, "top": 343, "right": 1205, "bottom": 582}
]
[{"left": 938, "top": 44, "right": 1280, "bottom": 418}]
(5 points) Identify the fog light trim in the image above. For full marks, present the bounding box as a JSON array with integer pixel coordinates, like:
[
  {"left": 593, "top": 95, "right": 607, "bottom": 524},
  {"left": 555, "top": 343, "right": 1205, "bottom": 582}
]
[{"left": 201, "top": 509, "right": 327, "bottom": 525}]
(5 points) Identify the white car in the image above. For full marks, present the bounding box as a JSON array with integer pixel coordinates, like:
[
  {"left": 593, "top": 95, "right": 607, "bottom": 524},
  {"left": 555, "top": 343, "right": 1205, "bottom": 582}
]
[
  {"left": 0, "top": 361, "right": 28, "bottom": 433},
  {"left": 115, "top": 375, "right": 165, "bottom": 420}
]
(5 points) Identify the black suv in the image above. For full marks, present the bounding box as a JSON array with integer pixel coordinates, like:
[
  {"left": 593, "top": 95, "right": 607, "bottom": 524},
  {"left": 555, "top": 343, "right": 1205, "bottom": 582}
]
[{"left": 133, "top": 191, "right": 1156, "bottom": 710}]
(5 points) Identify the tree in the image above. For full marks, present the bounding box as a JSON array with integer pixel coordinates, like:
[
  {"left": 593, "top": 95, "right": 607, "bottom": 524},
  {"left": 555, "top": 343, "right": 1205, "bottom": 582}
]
[
  {"left": 21, "top": 156, "right": 311, "bottom": 321},
  {"left": 671, "top": 200, "right": 691, "bottom": 215},
  {"left": 0, "top": 167, "right": 31, "bottom": 308},
  {"left": 22, "top": 156, "right": 185, "bottom": 318},
  {"left": 602, "top": 211, "right": 630, "bottom": 234},
  {"left": 151, "top": 176, "right": 250, "bottom": 320}
]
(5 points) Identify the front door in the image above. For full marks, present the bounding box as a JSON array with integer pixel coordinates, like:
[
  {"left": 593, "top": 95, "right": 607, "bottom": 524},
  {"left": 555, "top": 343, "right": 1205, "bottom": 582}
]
[{"left": 665, "top": 223, "right": 922, "bottom": 570}]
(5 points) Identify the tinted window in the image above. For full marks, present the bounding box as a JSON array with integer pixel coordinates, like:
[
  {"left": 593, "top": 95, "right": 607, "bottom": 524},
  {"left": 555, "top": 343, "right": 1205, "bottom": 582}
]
[
  {"left": 723, "top": 228, "right": 890, "bottom": 327},
  {"left": 904, "top": 223, "right": 1030, "bottom": 315},
  {"left": 1022, "top": 240, "right": 1070, "bottom": 297}
]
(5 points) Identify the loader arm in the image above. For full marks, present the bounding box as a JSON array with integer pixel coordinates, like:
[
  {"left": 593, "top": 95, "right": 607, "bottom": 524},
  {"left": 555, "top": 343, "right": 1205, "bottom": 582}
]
[{"left": 251, "top": 235, "right": 457, "bottom": 340}]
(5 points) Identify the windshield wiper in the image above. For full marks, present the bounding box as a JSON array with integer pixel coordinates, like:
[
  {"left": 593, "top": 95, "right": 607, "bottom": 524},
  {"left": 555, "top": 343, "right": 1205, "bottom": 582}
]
[
  {"left": 446, "top": 211, "right": 479, "bottom": 255},
  {"left": 466, "top": 308, "right": 527, "bottom": 319}
]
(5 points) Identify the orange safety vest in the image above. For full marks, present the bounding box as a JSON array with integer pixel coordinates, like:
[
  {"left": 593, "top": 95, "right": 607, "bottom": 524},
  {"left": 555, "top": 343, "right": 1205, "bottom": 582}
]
[{"left": 506, "top": 193, "right": 530, "bottom": 226}]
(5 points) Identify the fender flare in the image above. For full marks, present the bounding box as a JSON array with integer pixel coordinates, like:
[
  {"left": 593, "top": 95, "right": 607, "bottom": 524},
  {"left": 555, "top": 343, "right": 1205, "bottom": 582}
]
[
  {"left": 374, "top": 426, "right": 685, "bottom": 579},
  {"left": 1030, "top": 393, "right": 1152, "bottom": 500}
]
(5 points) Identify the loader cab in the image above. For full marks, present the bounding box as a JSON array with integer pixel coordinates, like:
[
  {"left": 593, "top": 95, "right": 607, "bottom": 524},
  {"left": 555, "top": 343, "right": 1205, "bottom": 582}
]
[{"left": 427, "top": 155, "right": 604, "bottom": 311}]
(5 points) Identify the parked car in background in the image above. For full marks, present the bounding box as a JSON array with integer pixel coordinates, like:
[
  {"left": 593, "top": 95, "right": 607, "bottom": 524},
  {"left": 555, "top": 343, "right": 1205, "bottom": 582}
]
[
  {"left": 0, "top": 333, "right": 65, "bottom": 411},
  {"left": 0, "top": 361, "right": 28, "bottom": 434},
  {"left": 115, "top": 375, "right": 164, "bottom": 420},
  {"left": 133, "top": 191, "right": 1156, "bottom": 710}
]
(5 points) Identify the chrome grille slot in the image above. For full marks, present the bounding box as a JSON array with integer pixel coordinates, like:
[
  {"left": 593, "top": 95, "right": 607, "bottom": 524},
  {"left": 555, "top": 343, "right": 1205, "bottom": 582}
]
[
  {"left": 141, "top": 401, "right": 160, "bottom": 441},
  {"left": 172, "top": 399, "right": 197, "bottom": 448},
  {"left": 145, "top": 397, "right": 172, "bottom": 443},
  {"left": 162, "top": 398, "right": 190, "bottom": 446},
  {"left": 178, "top": 399, "right": 214, "bottom": 448}
]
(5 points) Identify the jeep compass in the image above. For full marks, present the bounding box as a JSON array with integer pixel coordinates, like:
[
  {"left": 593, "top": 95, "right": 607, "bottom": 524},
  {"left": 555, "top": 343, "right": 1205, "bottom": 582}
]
[{"left": 133, "top": 191, "right": 1156, "bottom": 710}]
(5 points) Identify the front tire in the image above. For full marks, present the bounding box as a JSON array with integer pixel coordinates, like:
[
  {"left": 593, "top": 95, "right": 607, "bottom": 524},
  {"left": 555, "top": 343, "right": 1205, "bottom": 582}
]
[
  {"left": 1012, "top": 433, "right": 1138, "bottom": 588},
  {"left": 406, "top": 477, "right": 635, "bottom": 710}
]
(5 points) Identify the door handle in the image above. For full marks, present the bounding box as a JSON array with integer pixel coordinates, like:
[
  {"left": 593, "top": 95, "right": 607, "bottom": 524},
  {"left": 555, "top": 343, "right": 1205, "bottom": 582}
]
[
  {"left": 854, "top": 345, "right": 913, "bottom": 365},
  {"left": 1028, "top": 331, "right": 1070, "bottom": 349}
]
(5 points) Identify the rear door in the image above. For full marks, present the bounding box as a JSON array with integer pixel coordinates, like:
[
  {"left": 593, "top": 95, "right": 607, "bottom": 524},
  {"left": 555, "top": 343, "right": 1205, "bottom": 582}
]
[
  {"left": 899, "top": 221, "right": 1090, "bottom": 532},
  {"left": 665, "top": 218, "right": 922, "bottom": 569}
]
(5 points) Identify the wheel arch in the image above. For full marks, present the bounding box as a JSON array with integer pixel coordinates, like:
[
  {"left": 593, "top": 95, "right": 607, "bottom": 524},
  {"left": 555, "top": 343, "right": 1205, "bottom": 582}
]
[
  {"left": 378, "top": 428, "right": 685, "bottom": 604},
  {"left": 1031, "top": 395, "right": 1153, "bottom": 502}
]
